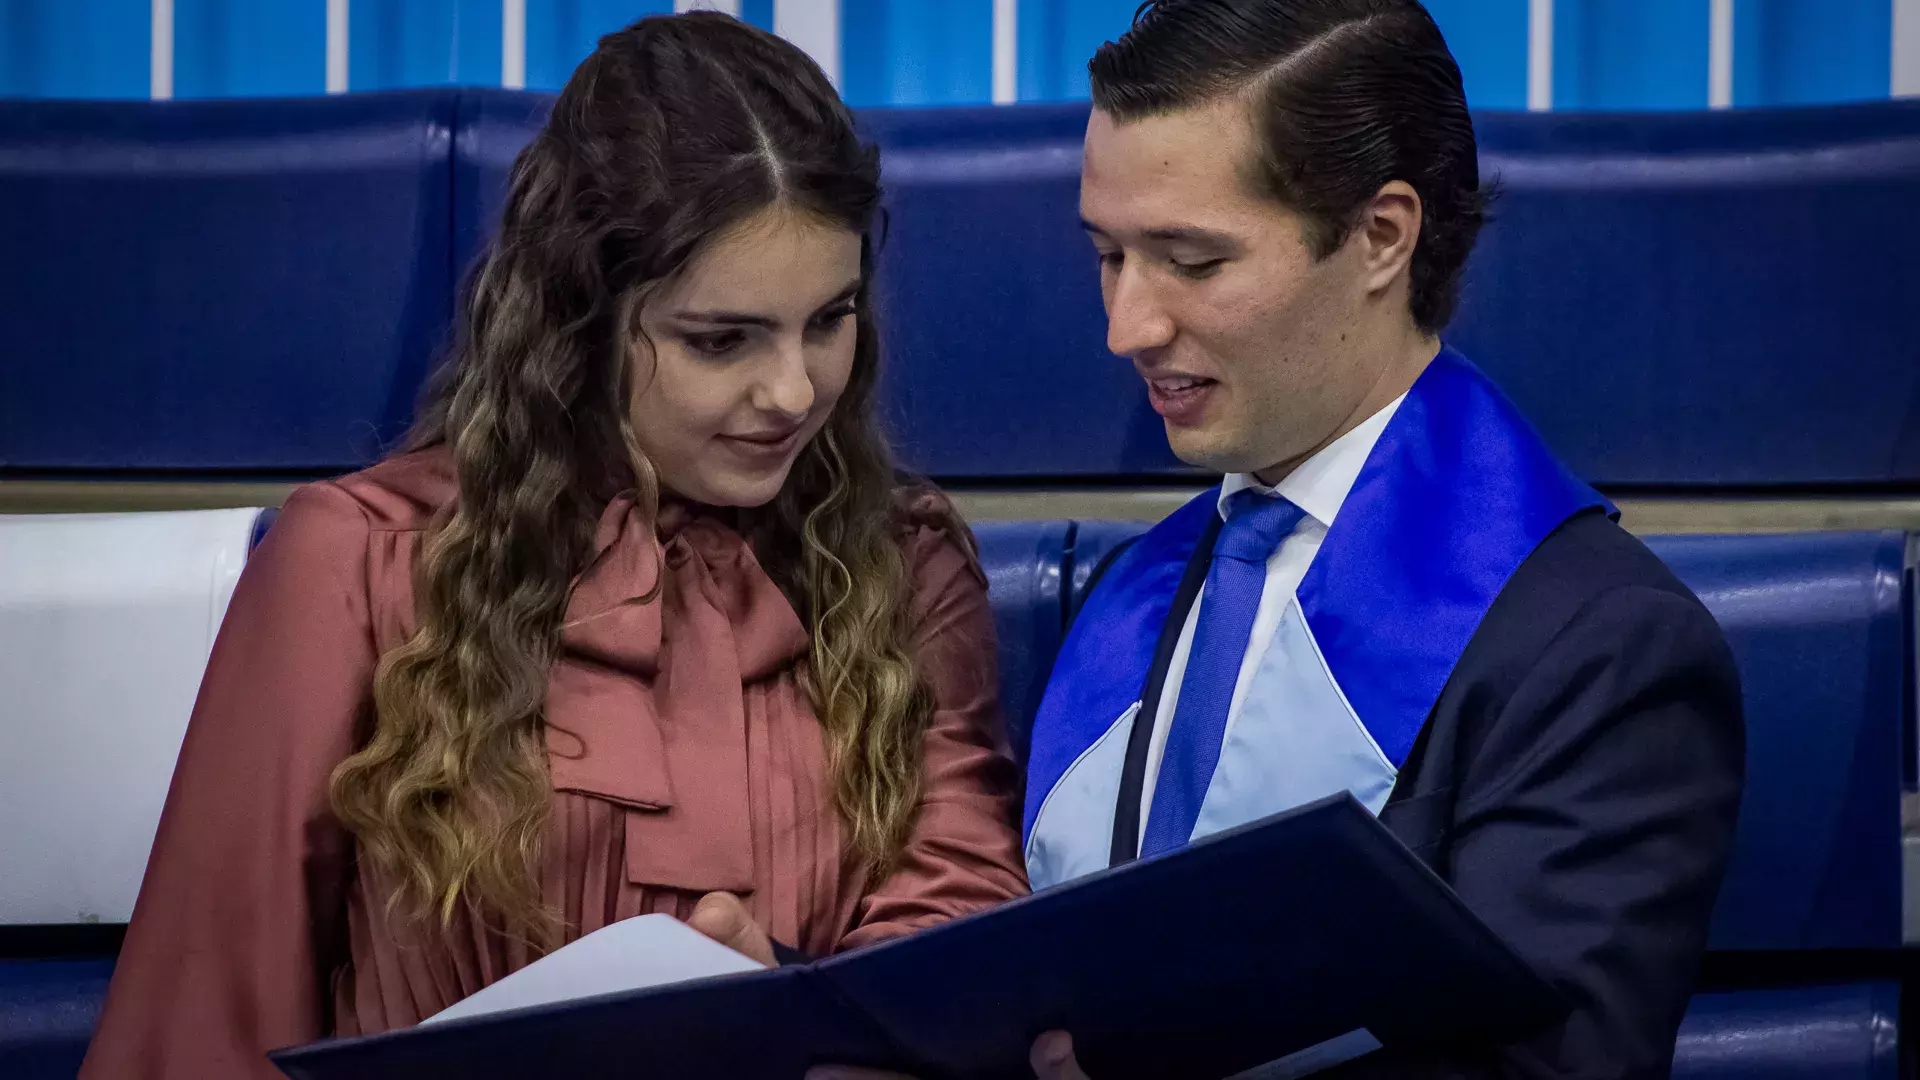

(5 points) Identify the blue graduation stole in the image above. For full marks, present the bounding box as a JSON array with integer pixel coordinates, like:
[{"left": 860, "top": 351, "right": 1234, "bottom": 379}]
[{"left": 1022, "top": 348, "right": 1614, "bottom": 889}]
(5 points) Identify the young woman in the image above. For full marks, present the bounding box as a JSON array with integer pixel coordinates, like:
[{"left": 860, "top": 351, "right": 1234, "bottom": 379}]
[{"left": 81, "top": 14, "right": 1027, "bottom": 1078}]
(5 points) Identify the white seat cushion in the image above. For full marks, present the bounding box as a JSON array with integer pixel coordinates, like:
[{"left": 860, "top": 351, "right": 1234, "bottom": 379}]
[{"left": 0, "top": 508, "right": 263, "bottom": 925}]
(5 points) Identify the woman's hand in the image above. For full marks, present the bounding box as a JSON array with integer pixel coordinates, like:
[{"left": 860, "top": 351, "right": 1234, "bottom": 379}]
[
  {"left": 687, "top": 898, "right": 1092, "bottom": 1077},
  {"left": 805, "top": 1031, "right": 1090, "bottom": 1080},
  {"left": 685, "top": 891, "right": 777, "bottom": 967}
]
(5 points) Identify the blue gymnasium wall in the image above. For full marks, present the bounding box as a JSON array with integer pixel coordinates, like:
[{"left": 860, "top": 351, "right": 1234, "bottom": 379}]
[
  {"left": 349, "top": 0, "right": 509, "bottom": 92},
  {"left": 0, "top": 1, "right": 1911, "bottom": 109}
]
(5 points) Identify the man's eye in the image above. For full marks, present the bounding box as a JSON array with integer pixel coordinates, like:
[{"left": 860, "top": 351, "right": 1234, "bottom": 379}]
[{"left": 1170, "top": 257, "right": 1225, "bottom": 280}]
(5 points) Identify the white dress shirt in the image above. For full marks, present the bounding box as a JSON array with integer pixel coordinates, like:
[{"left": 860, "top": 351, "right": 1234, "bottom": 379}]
[{"left": 1137, "top": 396, "right": 1406, "bottom": 841}]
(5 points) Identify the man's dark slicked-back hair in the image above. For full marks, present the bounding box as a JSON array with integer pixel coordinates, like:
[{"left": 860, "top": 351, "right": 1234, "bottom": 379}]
[{"left": 1089, "top": 0, "right": 1485, "bottom": 332}]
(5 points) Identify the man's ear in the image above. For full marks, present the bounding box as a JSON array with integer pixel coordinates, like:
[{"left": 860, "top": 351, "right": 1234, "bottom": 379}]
[{"left": 1357, "top": 180, "right": 1423, "bottom": 295}]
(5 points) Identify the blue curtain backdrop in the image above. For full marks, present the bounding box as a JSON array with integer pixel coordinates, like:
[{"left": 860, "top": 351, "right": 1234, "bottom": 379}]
[{"left": 0, "top": 0, "right": 1907, "bottom": 108}]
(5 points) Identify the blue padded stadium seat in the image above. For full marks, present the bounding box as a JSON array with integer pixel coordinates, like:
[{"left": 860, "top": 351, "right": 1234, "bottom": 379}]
[
  {"left": 1645, "top": 532, "right": 1911, "bottom": 951},
  {"left": 5, "top": 967, "right": 1891, "bottom": 1080},
  {"left": 1065, "top": 521, "right": 1150, "bottom": 625},
  {"left": 451, "top": 89, "right": 554, "bottom": 277},
  {"left": 249, "top": 507, "right": 279, "bottom": 550},
  {"left": 855, "top": 106, "right": 1186, "bottom": 480},
  {"left": 974, "top": 522, "right": 1070, "bottom": 769},
  {"left": 7, "top": 93, "right": 1917, "bottom": 487},
  {"left": 1653, "top": 533, "right": 1913, "bottom": 1076},
  {"left": 1673, "top": 984, "right": 1900, "bottom": 1080},
  {"left": 1459, "top": 102, "right": 1920, "bottom": 487},
  {"left": 0, "top": 959, "right": 114, "bottom": 1080},
  {"left": 0, "top": 92, "right": 455, "bottom": 474},
  {"left": 975, "top": 522, "right": 1149, "bottom": 766}
]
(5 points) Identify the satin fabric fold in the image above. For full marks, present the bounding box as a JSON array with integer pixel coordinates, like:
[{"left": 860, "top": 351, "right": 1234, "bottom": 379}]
[{"left": 548, "top": 493, "right": 810, "bottom": 893}]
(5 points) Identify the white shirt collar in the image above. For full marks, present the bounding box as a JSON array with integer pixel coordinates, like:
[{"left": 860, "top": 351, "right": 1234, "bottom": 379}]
[{"left": 1217, "top": 394, "right": 1406, "bottom": 529}]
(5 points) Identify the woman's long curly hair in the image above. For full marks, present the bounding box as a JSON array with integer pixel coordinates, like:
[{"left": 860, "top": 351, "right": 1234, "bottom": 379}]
[{"left": 327, "top": 12, "right": 935, "bottom": 940}]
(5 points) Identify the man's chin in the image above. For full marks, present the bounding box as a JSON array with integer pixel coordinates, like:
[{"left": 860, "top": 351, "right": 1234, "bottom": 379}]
[{"left": 1164, "top": 427, "right": 1257, "bottom": 476}]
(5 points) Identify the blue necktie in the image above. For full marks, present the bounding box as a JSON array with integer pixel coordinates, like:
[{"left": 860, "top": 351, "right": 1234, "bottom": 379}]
[{"left": 1139, "top": 490, "right": 1307, "bottom": 858}]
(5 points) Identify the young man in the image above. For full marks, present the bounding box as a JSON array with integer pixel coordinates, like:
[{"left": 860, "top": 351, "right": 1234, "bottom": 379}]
[{"left": 811, "top": 2, "right": 1743, "bottom": 1078}]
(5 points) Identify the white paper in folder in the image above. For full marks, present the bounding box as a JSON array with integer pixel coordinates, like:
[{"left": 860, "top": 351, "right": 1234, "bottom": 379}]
[{"left": 421, "top": 913, "right": 765, "bottom": 1026}]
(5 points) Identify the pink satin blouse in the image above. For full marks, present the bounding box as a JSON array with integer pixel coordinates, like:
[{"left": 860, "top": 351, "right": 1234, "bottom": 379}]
[{"left": 80, "top": 448, "right": 1029, "bottom": 1079}]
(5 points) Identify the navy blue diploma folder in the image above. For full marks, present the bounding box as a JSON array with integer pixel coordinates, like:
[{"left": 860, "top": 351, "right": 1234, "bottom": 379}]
[{"left": 269, "top": 794, "right": 1565, "bottom": 1080}]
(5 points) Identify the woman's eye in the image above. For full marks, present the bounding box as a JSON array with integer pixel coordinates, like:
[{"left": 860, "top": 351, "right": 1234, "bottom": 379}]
[
  {"left": 1096, "top": 250, "right": 1122, "bottom": 271},
  {"left": 684, "top": 330, "right": 746, "bottom": 357},
  {"left": 807, "top": 306, "right": 857, "bottom": 336}
]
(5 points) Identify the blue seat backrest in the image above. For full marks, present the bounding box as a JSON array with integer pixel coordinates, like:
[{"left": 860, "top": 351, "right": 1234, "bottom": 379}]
[
  {"left": 973, "top": 523, "right": 1070, "bottom": 768},
  {"left": 986, "top": 523, "right": 1915, "bottom": 953},
  {"left": 451, "top": 89, "right": 554, "bottom": 278},
  {"left": 11, "top": 91, "right": 1911, "bottom": 487},
  {"left": 973, "top": 521, "right": 1155, "bottom": 767},
  {"left": 1456, "top": 102, "right": 1920, "bottom": 486},
  {"left": 854, "top": 106, "right": 1187, "bottom": 480},
  {"left": 1644, "top": 531, "right": 1913, "bottom": 951},
  {"left": 1675, "top": 982, "right": 1901, "bottom": 1080},
  {"left": 0, "top": 92, "right": 455, "bottom": 474}
]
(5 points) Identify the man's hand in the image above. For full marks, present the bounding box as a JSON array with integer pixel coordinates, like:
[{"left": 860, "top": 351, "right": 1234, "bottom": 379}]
[
  {"left": 1026, "top": 1032, "right": 1091, "bottom": 1079},
  {"left": 684, "top": 891, "right": 776, "bottom": 967},
  {"left": 805, "top": 1031, "right": 1090, "bottom": 1080}
]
